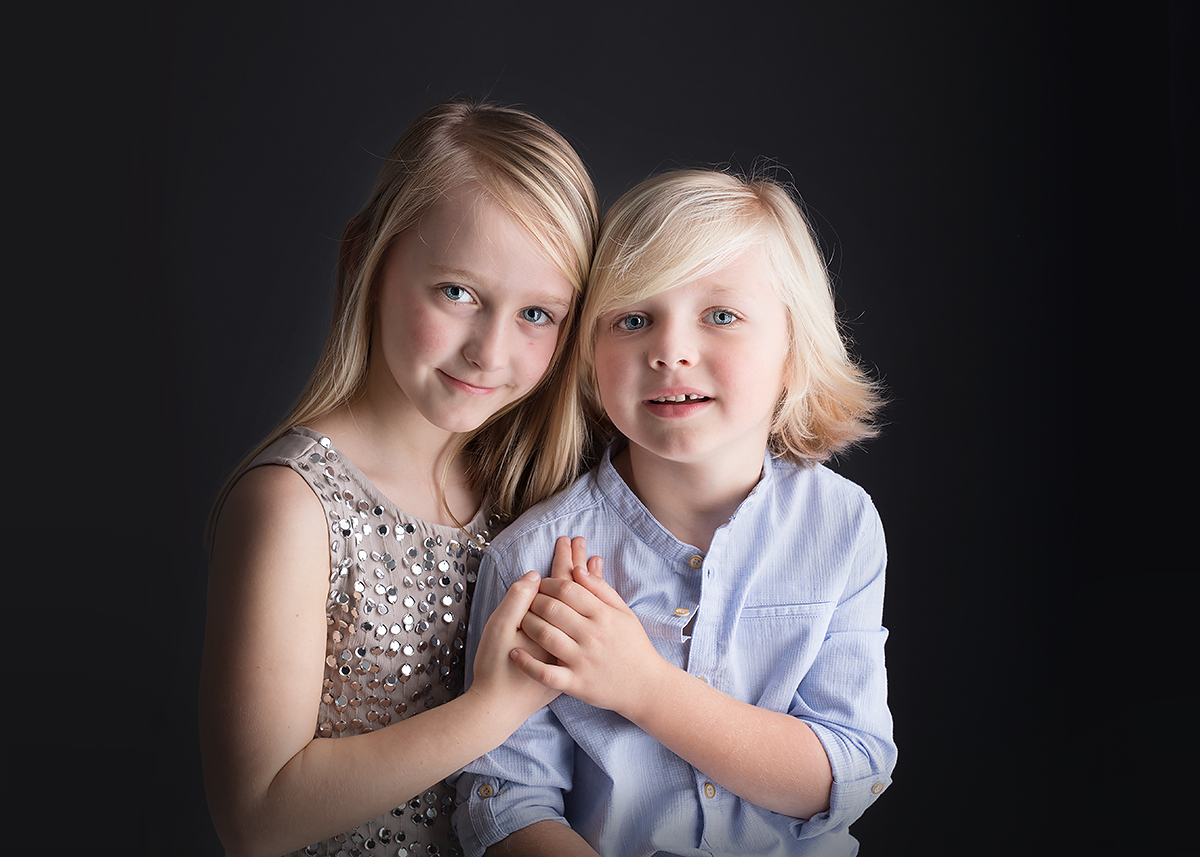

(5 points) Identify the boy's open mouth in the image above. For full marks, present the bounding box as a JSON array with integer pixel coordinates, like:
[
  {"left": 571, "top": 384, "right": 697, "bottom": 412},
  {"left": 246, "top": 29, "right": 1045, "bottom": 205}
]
[{"left": 648, "top": 394, "right": 711, "bottom": 403}]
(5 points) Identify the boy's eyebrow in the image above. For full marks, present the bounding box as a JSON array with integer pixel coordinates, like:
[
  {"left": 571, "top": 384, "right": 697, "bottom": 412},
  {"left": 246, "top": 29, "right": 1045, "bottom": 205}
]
[{"left": 706, "top": 282, "right": 754, "bottom": 299}]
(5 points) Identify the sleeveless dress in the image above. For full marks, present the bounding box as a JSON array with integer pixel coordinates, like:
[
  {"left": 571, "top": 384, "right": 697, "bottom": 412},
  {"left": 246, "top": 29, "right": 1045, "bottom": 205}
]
[{"left": 240, "top": 427, "right": 498, "bottom": 857}]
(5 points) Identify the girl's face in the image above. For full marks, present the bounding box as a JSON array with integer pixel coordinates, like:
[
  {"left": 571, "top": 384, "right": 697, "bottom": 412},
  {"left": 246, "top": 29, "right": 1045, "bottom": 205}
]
[
  {"left": 593, "top": 246, "right": 790, "bottom": 475},
  {"left": 369, "top": 183, "right": 576, "bottom": 437}
]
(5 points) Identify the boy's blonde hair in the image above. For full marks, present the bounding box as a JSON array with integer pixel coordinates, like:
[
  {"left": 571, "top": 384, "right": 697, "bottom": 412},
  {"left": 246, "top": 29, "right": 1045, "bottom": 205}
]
[
  {"left": 578, "top": 169, "right": 882, "bottom": 464},
  {"left": 212, "top": 100, "right": 599, "bottom": 538}
]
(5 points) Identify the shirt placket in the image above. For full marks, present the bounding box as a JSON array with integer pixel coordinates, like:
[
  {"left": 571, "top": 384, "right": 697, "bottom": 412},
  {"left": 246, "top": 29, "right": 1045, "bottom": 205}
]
[{"left": 676, "top": 543, "right": 731, "bottom": 844}]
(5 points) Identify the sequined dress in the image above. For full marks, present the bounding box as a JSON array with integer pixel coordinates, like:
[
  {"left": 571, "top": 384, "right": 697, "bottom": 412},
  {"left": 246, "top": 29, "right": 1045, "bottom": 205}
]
[{"left": 242, "top": 427, "right": 495, "bottom": 857}]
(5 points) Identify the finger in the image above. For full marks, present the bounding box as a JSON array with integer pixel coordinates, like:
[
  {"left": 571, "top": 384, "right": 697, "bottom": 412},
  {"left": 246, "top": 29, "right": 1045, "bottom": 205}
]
[
  {"left": 572, "top": 554, "right": 603, "bottom": 583},
  {"left": 509, "top": 646, "right": 572, "bottom": 692},
  {"left": 520, "top": 608, "right": 581, "bottom": 661},
  {"left": 482, "top": 571, "right": 541, "bottom": 640},
  {"left": 570, "top": 536, "right": 589, "bottom": 575},
  {"left": 536, "top": 577, "right": 602, "bottom": 619},
  {"left": 565, "top": 561, "right": 630, "bottom": 612},
  {"left": 549, "top": 535, "right": 574, "bottom": 580},
  {"left": 511, "top": 626, "right": 552, "bottom": 663},
  {"left": 527, "top": 590, "right": 588, "bottom": 638}
]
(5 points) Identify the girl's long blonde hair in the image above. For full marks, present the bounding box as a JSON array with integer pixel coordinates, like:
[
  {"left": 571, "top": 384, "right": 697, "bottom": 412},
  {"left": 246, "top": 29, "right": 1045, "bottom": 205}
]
[
  {"left": 210, "top": 100, "right": 600, "bottom": 542},
  {"left": 578, "top": 169, "right": 882, "bottom": 464}
]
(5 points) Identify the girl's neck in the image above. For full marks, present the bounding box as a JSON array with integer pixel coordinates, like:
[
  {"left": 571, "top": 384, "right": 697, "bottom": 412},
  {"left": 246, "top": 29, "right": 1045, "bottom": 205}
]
[
  {"left": 613, "top": 443, "right": 765, "bottom": 553},
  {"left": 308, "top": 391, "right": 479, "bottom": 528}
]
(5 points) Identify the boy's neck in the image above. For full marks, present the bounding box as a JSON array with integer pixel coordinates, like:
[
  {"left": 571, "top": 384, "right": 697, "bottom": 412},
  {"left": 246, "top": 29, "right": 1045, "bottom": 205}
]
[{"left": 613, "top": 443, "right": 765, "bottom": 553}]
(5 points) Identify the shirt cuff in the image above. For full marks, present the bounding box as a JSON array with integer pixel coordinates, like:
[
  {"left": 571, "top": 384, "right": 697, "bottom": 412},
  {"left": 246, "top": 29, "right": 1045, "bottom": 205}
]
[
  {"left": 453, "top": 772, "right": 569, "bottom": 857},
  {"left": 793, "top": 720, "right": 893, "bottom": 839}
]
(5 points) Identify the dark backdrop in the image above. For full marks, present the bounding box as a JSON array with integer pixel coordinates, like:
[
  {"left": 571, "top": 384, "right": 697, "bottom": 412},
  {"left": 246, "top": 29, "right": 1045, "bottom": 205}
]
[{"left": 37, "top": 2, "right": 1191, "bottom": 855}]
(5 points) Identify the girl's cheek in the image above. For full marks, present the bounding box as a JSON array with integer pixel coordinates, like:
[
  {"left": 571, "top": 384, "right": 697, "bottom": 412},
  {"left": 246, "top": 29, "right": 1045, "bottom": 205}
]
[
  {"left": 401, "top": 308, "right": 452, "bottom": 356},
  {"left": 523, "top": 337, "right": 560, "bottom": 383}
]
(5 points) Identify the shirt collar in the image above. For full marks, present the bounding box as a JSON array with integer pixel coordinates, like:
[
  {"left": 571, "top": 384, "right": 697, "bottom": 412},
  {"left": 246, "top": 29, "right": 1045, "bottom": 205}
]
[{"left": 593, "top": 437, "right": 778, "bottom": 557}]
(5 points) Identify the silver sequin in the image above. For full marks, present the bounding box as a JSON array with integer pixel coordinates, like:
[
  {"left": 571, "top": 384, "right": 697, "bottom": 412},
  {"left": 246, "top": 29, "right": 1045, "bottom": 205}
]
[{"left": 275, "top": 432, "right": 482, "bottom": 857}]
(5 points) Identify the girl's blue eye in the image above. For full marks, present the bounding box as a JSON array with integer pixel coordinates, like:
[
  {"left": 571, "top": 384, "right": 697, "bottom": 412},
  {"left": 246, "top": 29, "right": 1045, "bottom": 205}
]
[
  {"left": 521, "top": 307, "right": 550, "bottom": 325},
  {"left": 616, "top": 314, "right": 647, "bottom": 331},
  {"left": 709, "top": 309, "right": 736, "bottom": 326},
  {"left": 441, "top": 285, "right": 472, "bottom": 303}
]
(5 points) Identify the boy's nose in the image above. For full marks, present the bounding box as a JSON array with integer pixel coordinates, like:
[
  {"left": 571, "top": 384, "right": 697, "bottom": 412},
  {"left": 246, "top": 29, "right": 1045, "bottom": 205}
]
[{"left": 648, "top": 320, "right": 695, "bottom": 368}]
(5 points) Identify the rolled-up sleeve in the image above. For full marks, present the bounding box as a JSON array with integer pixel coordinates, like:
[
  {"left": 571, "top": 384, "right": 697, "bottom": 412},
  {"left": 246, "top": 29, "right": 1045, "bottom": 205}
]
[
  {"left": 788, "top": 500, "right": 897, "bottom": 840},
  {"left": 450, "top": 549, "right": 578, "bottom": 857}
]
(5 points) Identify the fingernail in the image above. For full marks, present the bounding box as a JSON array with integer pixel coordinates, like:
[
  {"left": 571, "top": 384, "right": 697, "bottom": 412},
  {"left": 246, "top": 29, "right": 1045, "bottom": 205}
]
[{"left": 576, "top": 564, "right": 589, "bottom": 577}]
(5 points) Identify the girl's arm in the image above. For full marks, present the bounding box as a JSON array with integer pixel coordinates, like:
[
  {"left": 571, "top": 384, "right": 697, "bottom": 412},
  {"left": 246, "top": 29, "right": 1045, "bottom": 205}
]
[
  {"left": 200, "top": 465, "right": 558, "bottom": 857},
  {"left": 486, "top": 820, "right": 600, "bottom": 857},
  {"left": 512, "top": 539, "right": 832, "bottom": 820}
]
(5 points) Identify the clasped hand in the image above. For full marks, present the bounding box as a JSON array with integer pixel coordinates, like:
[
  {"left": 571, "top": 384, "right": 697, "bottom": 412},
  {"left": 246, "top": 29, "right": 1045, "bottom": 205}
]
[{"left": 511, "top": 536, "right": 661, "bottom": 717}]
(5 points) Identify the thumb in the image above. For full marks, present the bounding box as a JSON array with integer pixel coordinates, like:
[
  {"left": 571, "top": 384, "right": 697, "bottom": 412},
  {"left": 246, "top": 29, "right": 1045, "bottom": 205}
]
[{"left": 486, "top": 571, "right": 540, "bottom": 632}]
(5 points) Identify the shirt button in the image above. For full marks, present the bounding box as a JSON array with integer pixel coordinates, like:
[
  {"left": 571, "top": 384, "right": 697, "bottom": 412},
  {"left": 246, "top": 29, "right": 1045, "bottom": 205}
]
[
  {"left": 703, "top": 782, "right": 717, "bottom": 799},
  {"left": 871, "top": 782, "right": 885, "bottom": 795},
  {"left": 477, "top": 784, "right": 494, "bottom": 799},
  {"left": 688, "top": 555, "right": 703, "bottom": 569},
  {"left": 674, "top": 607, "right": 690, "bottom": 616}
]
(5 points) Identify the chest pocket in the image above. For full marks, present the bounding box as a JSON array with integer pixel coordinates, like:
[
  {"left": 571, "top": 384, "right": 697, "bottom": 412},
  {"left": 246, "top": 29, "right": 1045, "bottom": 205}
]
[
  {"left": 739, "top": 601, "right": 833, "bottom": 620},
  {"left": 728, "top": 601, "right": 835, "bottom": 711}
]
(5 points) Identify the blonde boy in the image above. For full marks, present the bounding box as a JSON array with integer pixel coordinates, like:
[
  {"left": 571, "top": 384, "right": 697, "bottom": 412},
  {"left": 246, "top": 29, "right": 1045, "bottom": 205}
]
[{"left": 453, "top": 170, "right": 896, "bottom": 857}]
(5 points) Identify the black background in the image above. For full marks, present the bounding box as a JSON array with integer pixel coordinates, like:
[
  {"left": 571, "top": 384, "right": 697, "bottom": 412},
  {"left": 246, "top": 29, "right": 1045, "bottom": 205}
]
[{"left": 28, "top": 2, "right": 1191, "bottom": 855}]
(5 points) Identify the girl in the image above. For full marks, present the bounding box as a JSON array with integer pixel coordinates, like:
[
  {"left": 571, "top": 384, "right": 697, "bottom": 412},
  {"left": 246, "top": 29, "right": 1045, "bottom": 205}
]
[
  {"left": 200, "top": 101, "right": 600, "bottom": 857},
  {"left": 453, "top": 169, "right": 896, "bottom": 856}
]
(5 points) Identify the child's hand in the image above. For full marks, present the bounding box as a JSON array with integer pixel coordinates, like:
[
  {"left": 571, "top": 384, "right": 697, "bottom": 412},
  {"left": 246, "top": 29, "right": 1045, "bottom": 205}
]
[
  {"left": 547, "top": 534, "right": 603, "bottom": 581},
  {"left": 513, "top": 537, "right": 662, "bottom": 717},
  {"left": 467, "top": 571, "right": 561, "bottom": 721}
]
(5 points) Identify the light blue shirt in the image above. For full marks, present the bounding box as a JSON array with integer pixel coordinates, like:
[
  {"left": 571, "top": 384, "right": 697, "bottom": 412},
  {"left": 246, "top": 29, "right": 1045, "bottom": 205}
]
[{"left": 451, "top": 442, "right": 896, "bottom": 857}]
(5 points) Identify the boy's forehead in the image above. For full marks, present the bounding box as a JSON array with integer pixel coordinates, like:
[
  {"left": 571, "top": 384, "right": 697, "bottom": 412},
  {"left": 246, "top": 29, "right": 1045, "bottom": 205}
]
[{"left": 608, "top": 246, "right": 778, "bottom": 307}]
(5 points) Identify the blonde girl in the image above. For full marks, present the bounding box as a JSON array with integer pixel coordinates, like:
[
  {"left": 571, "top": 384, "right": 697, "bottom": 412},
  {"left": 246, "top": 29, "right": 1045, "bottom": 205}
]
[{"left": 200, "top": 100, "right": 599, "bottom": 857}]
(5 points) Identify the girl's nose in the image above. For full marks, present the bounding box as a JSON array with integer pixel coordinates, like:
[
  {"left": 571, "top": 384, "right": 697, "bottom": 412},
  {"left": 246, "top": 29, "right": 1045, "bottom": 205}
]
[{"left": 463, "top": 316, "right": 509, "bottom": 372}]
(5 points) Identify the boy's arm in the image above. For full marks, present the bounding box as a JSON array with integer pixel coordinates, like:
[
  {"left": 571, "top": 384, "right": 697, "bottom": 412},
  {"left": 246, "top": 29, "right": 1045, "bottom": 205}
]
[
  {"left": 622, "top": 656, "right": 833, "bottom": 818},
  {"left": 515, "top": 556, "right": 832, "bottom": 818},
  {"left": 515, "top": 531, "right": 895, "bottom": 827}
]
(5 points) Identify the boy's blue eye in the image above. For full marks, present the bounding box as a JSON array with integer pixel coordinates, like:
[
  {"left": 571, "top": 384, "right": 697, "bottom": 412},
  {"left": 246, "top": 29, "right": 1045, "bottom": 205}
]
[
  {"left": 441, "top": 285, "right": 472, "bottom": 303},
  {"left": 709, "top": 309, "right": 736, "bottom": 326},
  {"left": 617, "top": 314, "right": 647, "bottom": 331},
  {"left": 522, "top": 307, "right": 550, "bottom": 324}
]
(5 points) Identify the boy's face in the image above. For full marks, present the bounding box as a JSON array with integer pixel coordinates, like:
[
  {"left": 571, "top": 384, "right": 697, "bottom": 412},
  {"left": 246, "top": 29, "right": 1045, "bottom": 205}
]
[{"left": 593, "top": 246, "right": 790, "bottom": 474}]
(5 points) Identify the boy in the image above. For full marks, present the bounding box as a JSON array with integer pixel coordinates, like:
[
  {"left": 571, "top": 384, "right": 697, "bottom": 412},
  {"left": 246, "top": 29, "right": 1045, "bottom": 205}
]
[{"left": 452, "top": 169, "right": 896, "bottom": 857}]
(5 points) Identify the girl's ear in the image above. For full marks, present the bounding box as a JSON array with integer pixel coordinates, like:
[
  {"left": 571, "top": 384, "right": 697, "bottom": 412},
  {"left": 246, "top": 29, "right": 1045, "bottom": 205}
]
[{"left": 340, "top": 216, "right": 368, "bottom": 283}]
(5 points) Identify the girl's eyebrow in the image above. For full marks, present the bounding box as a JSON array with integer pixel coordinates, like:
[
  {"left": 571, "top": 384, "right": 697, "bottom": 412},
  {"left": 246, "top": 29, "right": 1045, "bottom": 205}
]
[
  {"left": 527, "top": 291, "right": 573, "bottom": 314},
  {"left": 429, "top": 263, "right": 483, "bottom": 284},
  {"left": 430, "top": 264, "right": 571, "bottom": 313}
]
